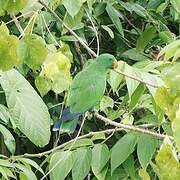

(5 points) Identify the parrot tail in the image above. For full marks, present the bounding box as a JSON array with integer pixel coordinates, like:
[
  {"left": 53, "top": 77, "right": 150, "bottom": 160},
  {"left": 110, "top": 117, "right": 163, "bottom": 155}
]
[{"left": 53, "top": 107, "right": 83, "bottom": 132}]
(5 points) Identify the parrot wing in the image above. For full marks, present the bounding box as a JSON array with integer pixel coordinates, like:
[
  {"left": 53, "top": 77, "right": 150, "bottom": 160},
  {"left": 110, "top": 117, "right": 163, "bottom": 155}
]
[{"left": 67, "top": 68, "right": 107, "bottom": 113}]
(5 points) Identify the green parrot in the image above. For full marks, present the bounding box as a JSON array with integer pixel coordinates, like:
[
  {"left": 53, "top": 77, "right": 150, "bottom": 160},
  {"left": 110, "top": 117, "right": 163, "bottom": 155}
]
[{"left": 53, "top": 53, "right": 117, "bottom": 132}]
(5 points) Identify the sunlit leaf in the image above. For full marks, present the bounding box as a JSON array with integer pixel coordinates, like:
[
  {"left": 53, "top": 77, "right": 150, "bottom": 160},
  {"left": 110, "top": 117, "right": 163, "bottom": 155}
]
[
  {"left": 155, "top": 141, "right": 180, "bottom": 179},
  {"left": 72, "top": 148, "right": 92, "bottom": 180},
  {"left": 100, "top": 96, "right": 114, "bottom": 111},
  {"left": 50, "top": 151, "right": 76, "bottom": 180},
  {"left": 6, "top": 0, "right": 28, "bottom": 14},
  {"left": 35, "top": 76, "right": 52, "bottom": 97},
  {"left": 111, "top": 133, "right": 138, "bottom": 174},
  {"left": 91, "top": 144, "right": 110, "bottom": 177},
  {"left": 0, "top": 69, "right": 51, "bottom": 147},
  {"left": 15, "top": 163, "right": 37, "bottom": 180},
  {"left": 102, "top": 25, "right": 114, "bottom": 39},
  {"left": 43, "top": 51, "right": 72, "bottom": 94},
  {"left": 170, "top": 0, "right": 180, "bottom": 14},
  {"left": 124, "top": 64, "right": 140, "bottom": 97},
  {"left": 16, "top": 158, "right": 45, "bottom": 175},
  {"left": 108, "top": 61, "right": 125, "bottom": 92},
  {"left": 63, "top": 0, "right": 83, "bottom": 17},
  {"left": 137, "top": 134, "right": 158, "bottom": 169},
  {"left": 0, "top": 35, "right": 21, "bottom": 71},
  {"left": 139, "top": 168, "right": 150, "bottom": 180},
  {"left": 17, "top": 34, "right": 48, "bottom": 70},
  {"left": 0, "top": 124, "right": 15, "bottom": 154}
]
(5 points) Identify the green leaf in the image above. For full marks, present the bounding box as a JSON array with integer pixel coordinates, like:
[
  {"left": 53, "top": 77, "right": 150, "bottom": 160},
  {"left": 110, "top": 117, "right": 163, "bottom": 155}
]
[
  {"left": 0, "top": 104, "right": 10, "bottom": 124},
  {"left": 0, "top": 0, "right": 28, "bottom": 15},
  {"left": 111, "top": 133, "right": 138, "bottom": 174},
  {"left": 124, "top": 64, "right": 140, "bottom": 97},
  {"left": 0, "top": 124, "right": 15, "bottom": 154},
  {"left": 155, "top": 141, "right": 180, "bottom": 179},
  {"left": 141, "top": 72, "right": 164, "bottom": 96},
  {"left": 136, "top": 25, "right": 156, "bottom": 52},
  {"left": 159, "top": 31, "right": 174, "bottom": 43},
  {"left": 35, "top": 76, "right": 52, "bottom": 97},
  {"left": 108, "top": 61, "right": 125, "bottom": 92},
  {"left": 170, "top": 0, "right": 180, "bottom": 14},
  {"left": 0, "top": 23, "right": 9, "bottom": 38},
  {"left": 64, "top": 138, "right": 93, "bottom": 150},
  {"left": 161, "top": 63, "right": 180, "bottom": 92},
  {"left": 157, "top": 40, "right": 180, "bottom": 61},
  {"left": 63, "top": 0, "right": 83, "bottom": 17},
  {"left": 91, "top": 132, "right": 106, "bottom": 141},
  {"left": 132, "top": 3, "right": 147, "bottom": 18},
  {"left": 0, "top": 35, "right": 21, "bottom": 71},
  {"left": 72, "top": 148, "right": 92, "bottom": 180},
  {"left": 17, "top": 34, "right": 48, "bottom": 70},
  {"left": 0, "top": 69, "right": 51, "bottom": 147},
  {"left": 62, "top": 7, "right": 84, "bottom": 34},
  {"left": 50, "top": 151, "right": 76, "bottom": 180},
  {"left": 106, "top": 3, "right": 124, "bottom": 37},
  {"left": 122, "top": 48, "right": 150, "bottom": 61},
  {"left": 137, "top": 134, "right": 158, "bottom": 169},
  {"left": 16, "top": 158, "right": 45, "bottom": 175},
  {"left": 171, "top": 98, "right": 180, "bottom": 151},
  {"left": 0, "top": 166, "right": 15, "bottom": 179},
  {"left": 15, "top": 163, "right": 37, "bottom": 180},
  {"left": 101, "top": 25, "right": 114, "bottom": 39},
  {"left": 95, "top": 163, "right": 109, "bottom": 180},
  {"left": 100, "top": 96, "right": 114, "bottom": 111},
  {"left": 129, "top": 84, "right": 146, "bottom": 111},
  {"left": 105, "top": 167, "right": 127, "bottom": 180},
  {"left": 6, "top": 0, "right": 28, "bottom": 14},
  {"left": 0, "top": 159, "right": 14, "bottom": 168},
  {"left": 92, "top": 144, "right": 110, "bottom": 177},
  {"left": 122, "top": 155, "right": 136, "bottom": 179}
]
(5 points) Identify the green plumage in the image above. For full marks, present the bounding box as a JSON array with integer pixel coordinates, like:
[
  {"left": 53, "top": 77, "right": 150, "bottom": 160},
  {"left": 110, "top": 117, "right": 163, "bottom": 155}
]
[{"left": 67, "top": 53, "right": 116, "bottom": 113}]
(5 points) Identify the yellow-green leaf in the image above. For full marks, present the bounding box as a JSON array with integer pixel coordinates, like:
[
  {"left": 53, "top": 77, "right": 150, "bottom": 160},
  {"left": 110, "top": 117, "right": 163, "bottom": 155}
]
[
  {"left": 139, "top": 168, "right": 150, "bottom": 180},
  {"left": 0, "top": 35, "right": 21, "bottom": 71},
  {"left": 43, "top": 51, "right": 72, "bottom": 94},
  {"left": 17, "top": 34, "right": 48, "bottom": 70},
  {"left": 155, "top": 141, "right": 180, "bottom": 179},
  {"left": 35, "top": 76, "right": 52, "bottom": 97}
]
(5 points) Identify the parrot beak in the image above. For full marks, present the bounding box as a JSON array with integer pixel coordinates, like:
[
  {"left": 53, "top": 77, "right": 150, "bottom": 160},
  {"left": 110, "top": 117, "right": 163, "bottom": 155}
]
[{"left": 112, "top": 60, "right": 118, "bottom": 69}]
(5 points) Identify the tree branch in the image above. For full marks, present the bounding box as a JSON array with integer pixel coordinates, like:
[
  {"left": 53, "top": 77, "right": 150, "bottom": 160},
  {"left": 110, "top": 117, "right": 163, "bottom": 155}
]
[
  {"left": 94, "top": 112, "right": 173, "bottom": 140},
  {"left": 113, "top": 69, "right": 160, "bottom": 88},
  {"left": 12, "top": 128, "right": 123, "bottom": 158}
]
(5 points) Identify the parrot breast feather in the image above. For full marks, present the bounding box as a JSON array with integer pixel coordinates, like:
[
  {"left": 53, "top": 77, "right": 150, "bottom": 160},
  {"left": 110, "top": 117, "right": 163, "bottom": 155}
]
[{"left": 67, "top": 69, "right": 106, "bottom": 113}]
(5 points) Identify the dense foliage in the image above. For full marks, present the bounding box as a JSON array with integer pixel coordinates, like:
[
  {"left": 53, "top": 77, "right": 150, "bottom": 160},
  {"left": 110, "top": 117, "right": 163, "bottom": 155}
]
[{"left": 0, "top": 0, "right": 180, "bottom": 179}]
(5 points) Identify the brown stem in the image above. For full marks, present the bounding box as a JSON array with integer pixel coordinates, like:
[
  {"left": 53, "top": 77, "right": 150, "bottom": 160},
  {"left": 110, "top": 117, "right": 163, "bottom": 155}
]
[{"left": 94, "top": 112, "right": 173, "bottom": 140}]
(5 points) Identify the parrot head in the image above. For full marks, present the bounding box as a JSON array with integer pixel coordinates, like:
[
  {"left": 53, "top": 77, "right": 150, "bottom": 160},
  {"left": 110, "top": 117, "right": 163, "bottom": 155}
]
[{"left": 97, "top": 53, "right": 118, "bottom": 70}]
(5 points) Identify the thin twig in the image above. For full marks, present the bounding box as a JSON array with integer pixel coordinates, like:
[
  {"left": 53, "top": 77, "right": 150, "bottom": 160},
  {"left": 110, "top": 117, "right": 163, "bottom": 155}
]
[
  {"left": 113, "top": 69, "right": 160, "bottom": 88},
  {"left": 41, "top": 12, "right": 61, "bottom": 47},
  {"left": 12, "top": 15, "right": 24, "bottom": 35},
  {"left": 86, "top": 9, "right": 100, "bottom": 56},
  {"left": 6, "top": 11, "right": 35, "bottom": 25},
  {"left": 12, "top": 128, "right": 123, "bottom": 158},
  {"left": 94, "top": 112, "right": 173, "bottom": 140},
  {"left": 38, "top": 0, "right": 97, "bottom": 58},
  {"left": 74, "top": 41, "right": 84, "bottom": 66}
]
